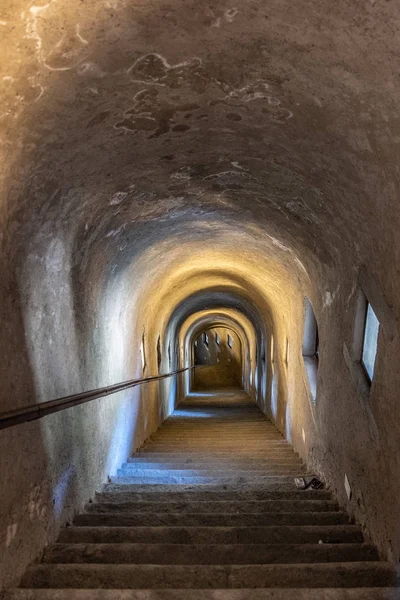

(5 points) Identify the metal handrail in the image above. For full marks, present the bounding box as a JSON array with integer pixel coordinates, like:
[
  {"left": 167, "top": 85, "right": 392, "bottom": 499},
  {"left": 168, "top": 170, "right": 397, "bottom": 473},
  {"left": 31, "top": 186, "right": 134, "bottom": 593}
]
[{"left": 0, "top": 366, "right": 194, "bottom": 431}]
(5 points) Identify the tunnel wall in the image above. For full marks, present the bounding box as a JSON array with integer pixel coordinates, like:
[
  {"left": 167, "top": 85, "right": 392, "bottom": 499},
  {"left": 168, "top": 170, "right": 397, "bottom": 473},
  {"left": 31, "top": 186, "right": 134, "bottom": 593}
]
[
  {"left": 294, "top": 266, "right": 400, "bottom": 566},
  {"left": 1, "top": 0, "right": 400, "bottom": 584},
  {"left": 256, "top": 261, "right": 400, "bottom": 568},
  {"left": 0, "top": 244, "right": 178, "bottom": 588}
]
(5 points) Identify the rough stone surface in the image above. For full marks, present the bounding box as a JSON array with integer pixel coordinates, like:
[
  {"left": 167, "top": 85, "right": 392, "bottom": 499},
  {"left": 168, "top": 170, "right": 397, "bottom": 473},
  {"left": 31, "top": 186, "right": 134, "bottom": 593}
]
[
  {"left": 1, "top": 0, "right": 400, "bottom": 588},
  {"left": 7, "top": 393, "right": 397, "bottom": 596}
]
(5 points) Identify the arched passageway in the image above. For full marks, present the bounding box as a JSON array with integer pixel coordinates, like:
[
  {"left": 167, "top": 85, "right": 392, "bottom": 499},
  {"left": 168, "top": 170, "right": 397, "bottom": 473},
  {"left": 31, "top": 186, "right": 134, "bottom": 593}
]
[
  {"left": 1, "top": 0, "right": 400, "bottom": 591},
  {"left": 193, "top": 327, "right": 242, "bottom": 390}
]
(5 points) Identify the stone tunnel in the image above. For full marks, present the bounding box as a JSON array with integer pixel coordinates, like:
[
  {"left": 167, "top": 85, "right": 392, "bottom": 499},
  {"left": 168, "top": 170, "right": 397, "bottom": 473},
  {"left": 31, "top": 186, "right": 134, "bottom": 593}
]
[{"left": 1, "top": 0, "right": 400, "bottom": 595}]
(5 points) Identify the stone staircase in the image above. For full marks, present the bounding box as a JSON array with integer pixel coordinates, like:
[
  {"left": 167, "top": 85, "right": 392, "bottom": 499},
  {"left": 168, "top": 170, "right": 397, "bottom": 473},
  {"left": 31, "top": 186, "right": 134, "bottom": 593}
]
[{"left": 3, "top": 391, "right": 398, "bottom": 599}]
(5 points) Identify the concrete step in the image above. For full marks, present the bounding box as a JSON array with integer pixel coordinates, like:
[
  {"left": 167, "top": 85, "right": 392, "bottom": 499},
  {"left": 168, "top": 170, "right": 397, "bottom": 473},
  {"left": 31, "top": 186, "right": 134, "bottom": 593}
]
[
  {"left": 96, "top": 489, "right": 332, "bottom": 502},
  {"left": 73, "top": 511, "right": 349, "bottom": 527},
  {"left": 59, "top": 524, "right": 364, "bottom": 545},
  {"left": 86, "top": 500, "right": 339, "bottom": 514},
  {"left": 21, "top": 562, "right": 396, "bottom": 589},
  {"left": 43, "top": 543, "right": 378, "bottom": 565},
  {"left": 3, "top": 588, "right": 400, "bottom": 599}
]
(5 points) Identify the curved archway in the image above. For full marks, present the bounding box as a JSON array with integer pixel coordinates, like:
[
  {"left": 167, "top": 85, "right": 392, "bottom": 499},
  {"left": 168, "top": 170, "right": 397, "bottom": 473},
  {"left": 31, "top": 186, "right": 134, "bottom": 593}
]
[{"left": 193, "top": 326, "right": 242, "bottom": 391}]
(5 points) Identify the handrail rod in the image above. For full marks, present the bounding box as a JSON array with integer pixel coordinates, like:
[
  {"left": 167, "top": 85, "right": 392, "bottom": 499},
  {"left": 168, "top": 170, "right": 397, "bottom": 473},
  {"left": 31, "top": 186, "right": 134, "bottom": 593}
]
[{"left": 0, "top": 366, "right": 195, "bottom": 431}]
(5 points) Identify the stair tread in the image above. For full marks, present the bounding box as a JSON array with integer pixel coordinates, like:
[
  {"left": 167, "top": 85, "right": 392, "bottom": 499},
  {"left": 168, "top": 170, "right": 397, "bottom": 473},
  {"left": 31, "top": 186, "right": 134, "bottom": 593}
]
[
  {"left": 86, "top": 500, "right": 339, "bottom": 513},
  {"left": 21, "top": 562, "right": 396, "bottom": 589},
  {"left": 59, "top": 524, "right": 364, "bottom": 545},
  {"left": 12, "top": 394, "right": 392, "bottom": 596},
  {"left": 43, "top": 542, "right": 378, "bottom": 564},
  {"left": 4, "top": 588, "right": 400, "bottom": 599}
]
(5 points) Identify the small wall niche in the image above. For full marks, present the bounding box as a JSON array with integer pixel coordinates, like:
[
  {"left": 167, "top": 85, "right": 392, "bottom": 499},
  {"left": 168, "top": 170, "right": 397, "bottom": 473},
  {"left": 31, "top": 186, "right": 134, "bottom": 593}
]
[
  {"left": 140, "top": 332, "right": 147, "bottom": 374},
  {"left": 343, "top": 268, "right": 396, "bottom": 402},
  {"left": 156, "top": 335, "right": 162, "bottom": 372},
  {"left": 302, "top": 298, "right": 319, "bottom": 403}
]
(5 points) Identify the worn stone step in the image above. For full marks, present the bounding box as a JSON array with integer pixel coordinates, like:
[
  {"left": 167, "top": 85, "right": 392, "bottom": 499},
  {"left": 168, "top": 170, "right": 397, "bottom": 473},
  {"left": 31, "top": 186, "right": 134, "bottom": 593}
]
[
  {"left": 164, "top": 423, "right": 273, "bottom": 428},
  {"left": 138, "top": 446, "right": 295, "bottom": 451},
  {"left": 140, "top": 449, "right": 292, "bottom": 455},
  {"left": 169, "top": 414, "right": 268, "bottom": 418},
  {"left": 148, "top": 439, "right": 284, "bottom": 445},
  {"left": 59, "top": 524, "right": 364, "bottom": 545},
  {"left": 134, "top": 451, "right": 299, "bottom": 459},
  {"left": 153, "top": 431, "right": 281, "bottom": 436},
  {"left": 151, "top": 433, "right": 283, "bottom": 440},
  {"left": 97, "top": 489, "right": 332, "bottom": 502},
  {"left": 3, "top": 588, "right": 400, "bottom": 599},
  {"left": 144, "top": 436, "right": 290, "bottom": 452},
  {"left": 111, "top": 474, "right": 309, "bottom": 486},
  {"left": 74, "top": 511, "right": 349, "bottom": 527},
  {"left": 118, "top": 467, "right": 307, "bottom": 477},
  {"left": 123, "top": 463, "right": 304, "bottom": 471},
  {"left": 21, "top": 562, "right": 396, "bottom": 589},
  {"left": 166, "top": 411, "right": 268, "bottom": 414},
  {"left": 86, "top": 500, "right": 339, "bottom": 514},
  {"left": 144, "top": 437, "right": 289, "bottom": 443},
  {"left": 159, "top": 434, "right": 281, "bottom": 438},
  {"left": 43, "top": 543, "right": 378, "bottom": 565},
  {"left": 156, "top": 423, "right": 280, "bottom": 428},
  {"left": 136, "top": 452, "right": 296, "bottom": 458},
  {"left": 96, "top": 483, "right": 332, "bottom": 502},
  {"left": 127, "top": 456, "right": 303, "bottom": 470},
  {"left": 171, "top": 418, "right": 268, "bottom": 421},
  {"left": 157, "top": 431, "right": 279, "bottom": 436},
  {"left": 160, "top": 426, "right": 278, "bottom": 432},
  {"left": 102, "top": 482, "right": 314, "bottom": 493}
]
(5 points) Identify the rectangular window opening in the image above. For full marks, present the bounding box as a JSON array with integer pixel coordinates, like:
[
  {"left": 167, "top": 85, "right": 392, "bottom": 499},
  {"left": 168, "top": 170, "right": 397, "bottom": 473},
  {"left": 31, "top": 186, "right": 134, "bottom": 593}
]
[
  {"left": 361, "top": 302, "right": 380, "bottom": 383},
  {"left": 227, "top": 334, "right": 233, "bottom": 348},
  {"left": 215, "top": 333, "right": 220, "bottom": 345}
]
